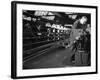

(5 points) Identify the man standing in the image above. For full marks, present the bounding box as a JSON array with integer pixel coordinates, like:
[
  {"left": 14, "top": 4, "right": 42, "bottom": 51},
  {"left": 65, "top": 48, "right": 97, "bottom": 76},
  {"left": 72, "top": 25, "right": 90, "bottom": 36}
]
[{"left": 69, "top": 16, "right": 88, "bottom": 63}]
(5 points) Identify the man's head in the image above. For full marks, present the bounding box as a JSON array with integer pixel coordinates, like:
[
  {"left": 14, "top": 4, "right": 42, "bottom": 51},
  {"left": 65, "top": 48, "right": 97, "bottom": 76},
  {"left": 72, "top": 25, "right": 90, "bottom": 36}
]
[{"left": 80, "top": 16, "right": 87, "bottom": 24}]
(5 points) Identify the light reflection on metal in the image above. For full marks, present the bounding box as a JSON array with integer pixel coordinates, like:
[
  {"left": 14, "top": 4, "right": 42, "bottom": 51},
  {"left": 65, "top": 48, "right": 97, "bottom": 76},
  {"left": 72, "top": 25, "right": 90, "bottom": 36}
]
[
  {"left": 46, "top": 23, "right": 51, "bottom": 27},
  {"left": 42, "top": 16, "right": 55, "bottom": 20},
  {"left": 64, "top": 24, "right": 73, "bottom": 27},
  {"left": 32, "top": 18, "right": 37, "bottom": 22},
  {"left": 68, "top": 15, "right": 77, "bottom": 19},
  {"left": 23, "top": 15, "right": 31, "bottom": 21},
  {"left": 34, "top": 11, "right": 48, "bottom": 16},
  {"left": 65, "top": 12, "right": 75, "bottom": 14},
  {"left": 46, "top": 23, "right": 72, "bottom": 31},
  {"left": 48, "top": 12, "right": 54, "bottom": 15},
  {"left": 34, "top": 11, "right": 54, "bottom": 16}
]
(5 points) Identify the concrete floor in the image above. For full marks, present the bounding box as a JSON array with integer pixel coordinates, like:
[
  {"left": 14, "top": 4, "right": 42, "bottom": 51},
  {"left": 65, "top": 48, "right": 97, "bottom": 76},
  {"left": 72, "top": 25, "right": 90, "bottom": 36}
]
[{"left": 23, "top": 47, "right": 90, "bottom": 69}]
